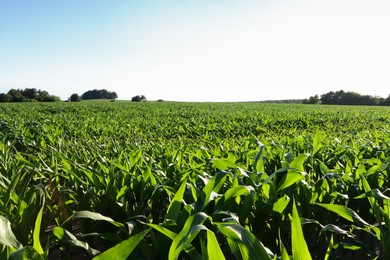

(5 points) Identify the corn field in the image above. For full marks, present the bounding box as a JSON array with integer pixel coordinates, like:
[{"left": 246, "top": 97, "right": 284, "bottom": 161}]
[{"left": 1, "top": 101, "right": 390, "bottom": 259}]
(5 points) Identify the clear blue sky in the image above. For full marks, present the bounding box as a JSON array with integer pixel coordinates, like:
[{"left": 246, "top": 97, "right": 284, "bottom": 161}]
[{"left": 1, "top": 0, "right": 390, "bottom": 101}]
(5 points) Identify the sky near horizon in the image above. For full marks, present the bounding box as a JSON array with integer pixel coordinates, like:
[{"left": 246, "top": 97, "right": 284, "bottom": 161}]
[{"left": 1, "top": 1, "right": 390, "bottom": 101}]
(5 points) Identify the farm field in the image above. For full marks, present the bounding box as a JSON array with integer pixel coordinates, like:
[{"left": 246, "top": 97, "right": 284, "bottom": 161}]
[{"left": 1, "top": 101, "right": 390, "bottom": 259}]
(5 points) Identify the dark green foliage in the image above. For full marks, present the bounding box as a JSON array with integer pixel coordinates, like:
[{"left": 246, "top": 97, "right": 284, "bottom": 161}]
[
  {"left": 0, "top": 93, "right": 11, "bottom": 102},
  {"left": 303, "top": 94, "right": 320, "bottom": 104},
  {"left": 69, "top": 93, "right": 81, "bottom": 102},
  {"left": 0, "top": 88, "right": 60, "bottom": 102},
  {"left": 131, "top": 95, "right": 147, "bottom": 102},
  {"left": 81, "top": 89, "right": 118, "bottom": 100},
  {"left": 306, "top": 90, "right": 387, "bottom": 105}
]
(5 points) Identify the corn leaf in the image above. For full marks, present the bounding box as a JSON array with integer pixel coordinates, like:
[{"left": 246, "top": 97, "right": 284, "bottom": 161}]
[
  {"left": 316, "top": 203, "right": 370, "bottom": 226},
  {"left": 11, "top": 246, "right": 44, "bottom": 260},
  {"left": 289, "top": 154, "right": 307, "bottom": 172},
  {"left": 73, "top": 210, "right": 124, "bottom": 228},
  {"left": 32, "top": 206, "right": 44, "bottom": 255},
  {"left": 145, "top": 223, "right": 177, "bottom": 240},
  {"left": 354, "top": 188, "right": 390, "bottom": 200},
  {"left": 166, "top": 181, "right": 187, "bottom": 221},
  {"left": 206, "top": 230, "right": 225, "bottom": 260},
  {"left": 273, "top": 195, "right": 290, "bottom": 213},
  {"left": 313, "top": 127, "right": 322, "bottom": 155},
  {"left": 0, "top": 215, "right": 22, "bottom": 250},
  {"left": 224, "top": 185, "right": 254, "bottom": 201},
  {"left": 195, "top": 171, "right": 228, "bottom": 211},
  {"left": 291, "top": 200, "right": 312, "bottom": 260},
  {"left": 277, "top": 171, "right": 304, "bottom": 192},
  {"left": 211, "top": 159, "right": 236, "bottom": 170},
  {"left": 168, "top": 212, "right": 209, "bottom": 260},
  {"left": 216, "top": 223, "right": 272, "bottom": 260},
  {"left": 254, "top": 144, "right": 265, "bottom": 174},
  {"left": 93, "top": 228, "right": 150, "bottom": 260},
  {"left": 324, "top": 234, "right": 334, "bottom": 260},
  {"left": 53, "top": 226, "right": 100, "bottom": 256}
]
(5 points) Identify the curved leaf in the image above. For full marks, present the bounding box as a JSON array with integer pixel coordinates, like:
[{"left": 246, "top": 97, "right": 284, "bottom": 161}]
[
  {"left": 216, "top": 223, "right": 273, "bottom": 260},
  {"left": 0, "top": 215, "right": 22, "bottom": 250},
  {"left": 53, "top": 226, "right": 100, "bottom": 256},
  {"left": 93, "top": 228, "right": 150, "bottom": 260},
  {"left": 169, "top": 212, "right": 209, "bottom": 260},
  {"left": 317, "top": 203, "right": 370, "bottom": 226}
]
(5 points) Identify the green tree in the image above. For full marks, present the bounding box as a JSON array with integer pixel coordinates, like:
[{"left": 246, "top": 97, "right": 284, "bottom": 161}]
[
  {"left": 21, "top": 88, "right": 38, "bottom": 100},
  {"left": 0, "top": 93, "right": 11, "bottom": 102},
  {"left": 69, "top": 93, "right": 81, "bottom": 102},
  {"left": 304, "top": 94, "right": 320, "bottom": 104},
  {"left": 382, "top": 95, "right": 390, "bottom": 106},
  {"left": 131, "top": 95, "right": 147, "bottom": 102},
  {"left": 7, "top": 89, "right": 25, "bottom": 102},
  {"left": 81, "top": 89, "right": 118, "bottom": 100}
]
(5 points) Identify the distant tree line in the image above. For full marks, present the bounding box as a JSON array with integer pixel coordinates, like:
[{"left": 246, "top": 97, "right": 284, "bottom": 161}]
[
  {"left": 260, "top": 99, "right": 303, "bottom": 104},
  {"left": 303, "top": 90, "right": 390, "bottom": 106},
  {"left": 0, "top": 88, "right": 61, "bottom": 102},
  {"left": 0, "top": 87, "right": 153, "bottom": 103}
]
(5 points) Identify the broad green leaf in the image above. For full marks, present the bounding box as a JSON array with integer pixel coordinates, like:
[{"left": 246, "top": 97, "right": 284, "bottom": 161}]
[
  {"left": 11, "top": 246, "right": 44, "bottom": 260},
  {"left": 145, "top": 223, "right": 177, "bottom": 240},
  {"left": 73, "top": 210, "right": 125, "bottom": 229},
  {"left": 32, "top": 206, "right": 44, "bottom": 255},
  {"left": 272, "top": 195, "right": 290, "bottom": 213},
  {"left": 211, "top": 159, "right": 236, "bottom": 170},
  {"left": 166, "top": 181, "right": 187, "bottom": 221},
  {"left": 73, "top": 210, "right": 114, "bottom": 222},
  {"left": 355, "top": 163, "right": 366, "bottom": 180},
  {"left": 206, "top": 230, "right": 225, "bottom": 260},
  {"left": 317, "top": 203, "right": 369, "bottom": 226},
  {"left": 0, "top": 215, "right": 22, "bottom": 250},
  {"left": 289, "top": 154, "right": 307, "bottom": 172},
  {"left": 277, "top": 171, "right": 304, "bottom": 192},
  {"left": 313, "top": 127, "right": 322, "bottom": 155},
  {"left": 291, "top": 200, "right": 312, "bottom": 260},
  {"left": 216, "top": 223, "right": 272, "bottom": 260},
  {"left": 224, "top": 186, "right": 254, "bottom": 201},
  {"left": 169, "top": 212, "right": 209, "bottom": 260},
  {"left": 195, "top": 171, "right": 228, "bottom": 211},
  {"left": 146, "top": 222, "right": 202, "bottom": 258},
  {"left": 53, "top": 226, "right": 100, "bottom": 256},
  {"left": 93, "top": 228, "right": 150, "bottom": 260},
  {"left": 254, "top": 144, "right": 265, "bottom": 174},
  {"left": 318, "top": 160, "right": 330, "bottom": 175}
]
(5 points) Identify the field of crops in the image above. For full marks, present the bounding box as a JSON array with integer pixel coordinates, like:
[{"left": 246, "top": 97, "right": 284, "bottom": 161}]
[{"left": 1, "top": 101, "right": 390, "bottom": 259}]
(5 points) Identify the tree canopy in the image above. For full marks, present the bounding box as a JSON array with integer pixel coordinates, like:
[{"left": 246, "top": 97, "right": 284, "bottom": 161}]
[
  {"left": 81, "top": 89, "right": 118, "bottom": 100},
  {"left": 0, "top": 88, "right": 61, "bottom": 102},
  {"left": 131, "top": 95, "right": 147, "bottom": 102},
  {"left": 69, "top": 93, "right": 81, "bottom": 102}
]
